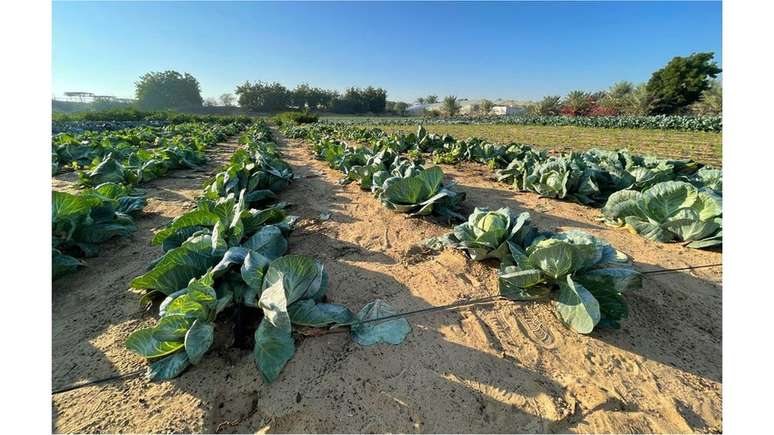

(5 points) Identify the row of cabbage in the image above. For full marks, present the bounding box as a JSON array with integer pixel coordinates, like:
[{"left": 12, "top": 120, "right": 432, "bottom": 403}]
[
  {"left": 52, "top": 122, "right": 250, "bottom": 279},
  {"left": 52, "top": 115, "right": 254, "bottom": 134},
  {"left": 288, "top": 125, "right": 722, "bottom": 250},
  {"left": 125, "top": 122, "right": 410, "bottom": 382},
  {"left": 53, "top": 184, "right": 147, "bottom": 278},
  {"left": 322, "top": 114, "right": 722, "bottom": 132},
  {"left": 52, "top": 121, "right": 250, "bottom": 181},
  {"left": 282, "top": 125, "right": 643, "bottom": 334}
]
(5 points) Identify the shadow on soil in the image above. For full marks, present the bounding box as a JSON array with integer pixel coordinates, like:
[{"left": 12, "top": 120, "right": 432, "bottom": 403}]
[{"left": 594, "top": 260, "right": 722, "bottom": 383}]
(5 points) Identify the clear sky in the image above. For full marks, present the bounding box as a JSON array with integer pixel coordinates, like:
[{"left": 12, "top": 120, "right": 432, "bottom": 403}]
[{"left": 52, "top": 1, "right": 722, "bottom": 103}]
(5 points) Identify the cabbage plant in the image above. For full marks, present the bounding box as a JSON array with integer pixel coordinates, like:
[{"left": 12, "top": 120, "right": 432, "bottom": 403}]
[
  {"left": 498, "top": 231, "right": 642, "bottom": 333},
  {"left": 437, "top": 207, "right": 538, "bottom": 261},
  {"left": 378, "top": 166, "right": 466, "bottom": 220},
  {"left": 52, "top": 183, "right": 146, "bottom": 278},
  {"left": 601, "top": 180, "right": 722, "bottom": 249},
  {"left": 127, "top": 122, "right": 410, "bottom": 383}
]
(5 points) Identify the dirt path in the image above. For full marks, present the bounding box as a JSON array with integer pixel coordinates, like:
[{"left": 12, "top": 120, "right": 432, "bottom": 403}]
[{"left": 52, "top": 130, "right": 721, "bottom": 433}]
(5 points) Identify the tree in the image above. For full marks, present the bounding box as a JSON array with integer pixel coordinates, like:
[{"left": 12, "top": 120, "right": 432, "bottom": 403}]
[
  {"left": 626, "top": 84, "right": 652, "bottom": 116},
  {"left": 690, "top": 79, "right": 722, "bottom": 115},
  {"left": 425, "top": 95, "right": 439, "bottom": 104},
  {"left": 442, "top": 96, "right": 460, "bottom": 116},
  {"left": 394, "top": 102, "right": 409, "bottom": 116},
  {"left": 645, "top": 52, "right": 722, "bottom": 114},
  {"left": 528, "top": 96, "right": 562, "bottom": 116},
  {"left": 135, "top": 71, "right": 203, "bottom": 110},
  {"left": 416, "top": 97, "right": 426, "bottom": 104},
  {"left": 479, "top": 99, "right": 494, "bottom": 115},
  {"left": 609, "top": 81, "right": 635, "bottom": 100},
  {"left": 596, "top": 81, "right": 635, "bottom": 115},
  {"left": 220, "top": 93, "right": 235, "bottom": 107},
  {"left": 235, "top": 81, "right": 291, "bottom": 112},
  {"left": 290, "top": 83, "right": 333, "bottom": 109},
  {"left": 363, "top": 86, "right": 387, "bottom": 113},
  {"left": 329, "top": 86, "right": 387, "bottom": 114},
  {"left": 561, "top": 91, "right": 593, "bottom": 116}
]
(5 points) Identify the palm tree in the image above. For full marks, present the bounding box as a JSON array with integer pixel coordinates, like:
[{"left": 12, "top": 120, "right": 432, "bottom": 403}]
[
  {"left": 416, "top": 97, "right": 426, "bottom": 105},
  {"left": 530, "top": 96, "right": 562, "bottom": 116},
  {"left": 690, "top": 80, "right": 722, "bottom": 115},
  {"left": 608, "top": 81, "right": 635, "bottom": 99},
  {"left": 479, "top": 99, "right": 494, "bottom": 115},
  {"left": 627, "top": 84, "right": 652, "bottom": 116},
  {"left": 562, "top": 91, "right": 592, "bottom": 116},
  {"left": 426, "top": 95, "right": 439, "bottom": 104},
  {"left": 442, "top": 96, "right": 460, "bottom": 116}
]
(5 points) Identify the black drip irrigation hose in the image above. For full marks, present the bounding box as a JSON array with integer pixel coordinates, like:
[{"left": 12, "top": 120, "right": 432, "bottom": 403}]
[
  {"left": 639, "top": 263, "right": 722, "bottom": 275},
  {"left": 52, "top": 369, "right": 145, "bottom": 395},
  {"left": 51, "top": 263, "right": 721, "bottom": 395}
]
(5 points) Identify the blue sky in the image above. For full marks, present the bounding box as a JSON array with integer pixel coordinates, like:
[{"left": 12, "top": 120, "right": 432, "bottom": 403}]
[{"left": 52, "top": 1, "right": 722, "bottom": 103}]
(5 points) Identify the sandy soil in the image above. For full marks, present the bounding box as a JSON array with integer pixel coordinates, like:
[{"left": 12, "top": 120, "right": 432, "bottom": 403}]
[{"left": 52, "top": 130, "right": 721, "bottom": 433}]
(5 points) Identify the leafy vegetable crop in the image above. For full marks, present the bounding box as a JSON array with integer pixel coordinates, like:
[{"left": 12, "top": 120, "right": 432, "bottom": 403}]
[
  {"left": 601, "top": 180, "right": 722, "bottom": 249},
  {"left": 321, "top": 114, "right": 722, "bottom": 132},
  {"left": 285, "top": 125, "right": 466, "bottom": 221},
  {"left": 432, "top": 207, "right": 642, "bottom": 333},
  {"left": 290, "top": 124, "right": 721, "bottom": 249},
  {"left": 126, "top": 122, "right": 410, "bottom": 382},
  {"left": 52, "top": 183, "right": 146, "bottom": 278}
]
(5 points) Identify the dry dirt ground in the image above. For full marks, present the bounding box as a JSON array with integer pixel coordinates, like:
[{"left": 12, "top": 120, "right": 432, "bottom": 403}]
[{"left": 52, "top": 130, "right": 722, "bottom": 433}]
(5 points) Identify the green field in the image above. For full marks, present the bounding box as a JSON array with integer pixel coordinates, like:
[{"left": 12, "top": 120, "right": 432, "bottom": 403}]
[{"left": 367, "top": 123, "right": 722, "bottom": 167}]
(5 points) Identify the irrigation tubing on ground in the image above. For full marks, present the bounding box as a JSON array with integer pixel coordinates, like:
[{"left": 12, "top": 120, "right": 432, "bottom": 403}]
[
  {"left": 51, "top": 262, "right": 721, "bottom": 394},
  {"left": 52, "top": 369, "right": 145, "bottom": 395},
  {"left": 639, "top": 263, "right": 722, "bottom": 275}
]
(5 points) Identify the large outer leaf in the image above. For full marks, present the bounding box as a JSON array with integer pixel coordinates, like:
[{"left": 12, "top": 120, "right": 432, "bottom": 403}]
[
  {"left": 152, "top": 315, "right": 192, "bottom": 342},
  {"left": 131, "top": 235, "right": 221, "bottom": 295},
  {"left": 555, "top": 276, "right": 600, "bottom": 334},
  {"left": 151, "top": 200, "right": 231, "bottom": 245},
  {"left": 184, "top": 319, "right": 215, "bottom": 365},
  {"left": 624, "top": 216, "right": 675, "bottom": 242},
  {"left": 601, "top": 190, "right": 644, "bottom": 224},
  {"left": 254, "top": 318, "right": 295, "bottom": 383},
  {"left": 240, "top": 250, "right": 271, "bottom": 306},
  {"left": 261, "top": 255, "right": 327, "bottom": 305},
  {"left": 125, "top": 328, "right": 184, "bottom": 358},
  {"left": 575, "top": 268, "right": 642, "bottom": 294},
  {"left": 258, "top": 280, "right": 290, "bottom": 329},
  {"left": 52, "top": 191, "right": 95, "bottom": 221},
  {"left": 161, "top": 294, "right": 208, "bottom": 320},
  {"left": 640, "top": 181, "right": 697, "bottom": 223},
  {"left": 287, "top": 300, "right": 354, "bottom": 326},
  {"left": 211, "top": 247, "right": 248, "bottom": 276},
  {"left": 147, "top": 351, "right": 190, "bottom": 381},
  {"left": 351, "top": 300, "right": 411, "bottom": 346},
  {"left": 52, "top": 249, "right": 84, "bottom": 279},
  {"left": 692, "top": 189, "right": 722, "bottom": 221},
  {"left": 242, "top": 225, "right": 287, "bottom": 260}
]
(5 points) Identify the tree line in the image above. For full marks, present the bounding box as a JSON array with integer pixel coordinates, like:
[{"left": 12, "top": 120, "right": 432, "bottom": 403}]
[
  {"left": 66, "top": 52, "right": 719, "bottom": 117},
  {"left": 525, "top": 52, "right": 721, "bottom": 117}
]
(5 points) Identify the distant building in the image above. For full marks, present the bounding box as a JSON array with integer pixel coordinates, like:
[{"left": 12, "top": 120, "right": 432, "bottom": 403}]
[
  {"left": 491, "top": 105, "right": 524, "bottom": 115},
  {"left": 406, "top": 99, "right": 528, "bottom": 116}
]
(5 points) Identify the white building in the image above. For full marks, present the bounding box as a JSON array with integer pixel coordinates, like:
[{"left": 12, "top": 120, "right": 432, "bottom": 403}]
[
  {"left": 406, "top": 99, "right": 527, "bottom": 116},
  {"left": 490, "top": 105, "right": 523, "bottom": 115}
]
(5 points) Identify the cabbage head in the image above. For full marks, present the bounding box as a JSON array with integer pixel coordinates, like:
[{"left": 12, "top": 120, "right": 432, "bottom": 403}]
[{"left": 441, "top": 207, "right": 538, "bottom": 261}]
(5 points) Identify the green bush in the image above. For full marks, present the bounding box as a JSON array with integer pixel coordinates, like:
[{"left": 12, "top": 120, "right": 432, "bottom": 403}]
[{"left": 272, "top": 111, "right": 319, "bottom": 126}]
